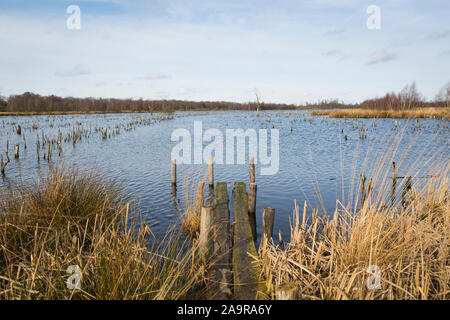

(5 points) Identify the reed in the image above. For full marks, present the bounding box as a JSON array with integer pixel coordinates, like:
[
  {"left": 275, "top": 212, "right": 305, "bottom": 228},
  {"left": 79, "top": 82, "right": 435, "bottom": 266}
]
[
  {"left": 179, "top": 172, "right": 208, "bottom": 238},
  {"left": 312, "top": 108, "right": 450, "bottom": 119},
  {"left": 0, "top": 167, "right": 204, "bottom": 300},
  {"left": 258, "top": 143, "right": 449, "bottom": 300}
]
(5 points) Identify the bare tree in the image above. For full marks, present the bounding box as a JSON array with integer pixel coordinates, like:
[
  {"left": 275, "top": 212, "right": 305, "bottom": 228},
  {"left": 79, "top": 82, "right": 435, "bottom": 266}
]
[
  {"left": 254, "top": 89, "right": 261, "bottom": 116},
  {"left": 0, "top": 92, "right": 7, "bottom": 111},
  {"left": 435, "top": 82, "right": 450, "bottom": 108},
  {"left": 398, "top": 81, "right": 422, "bottom": 109}
]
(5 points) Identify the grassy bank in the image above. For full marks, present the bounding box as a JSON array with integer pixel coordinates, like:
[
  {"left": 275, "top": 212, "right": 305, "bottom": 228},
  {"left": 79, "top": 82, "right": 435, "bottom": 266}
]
[
  {"left": 0, "top": 168, "right": 204, "bottom": 299},
  {"left": 312, "top": 108, "right": 450, "bottom": 119}
]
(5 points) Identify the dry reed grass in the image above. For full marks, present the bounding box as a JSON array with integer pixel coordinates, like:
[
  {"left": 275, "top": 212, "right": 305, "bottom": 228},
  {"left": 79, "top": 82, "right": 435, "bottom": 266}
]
[
  {"left": 312, "top": 108, "right": 450, "bottom": 119},
  {"left": 179, "top": 170, "right": 209, "bottom": 238},
  {"left": 258, "top": 130, "right": 449, "bottom": 300}
]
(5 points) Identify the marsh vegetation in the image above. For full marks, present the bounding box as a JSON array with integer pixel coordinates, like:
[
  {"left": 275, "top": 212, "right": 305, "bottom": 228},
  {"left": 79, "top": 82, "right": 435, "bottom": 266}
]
[{"left": 0, "top": 109, "right": 448, "bottom": 300}]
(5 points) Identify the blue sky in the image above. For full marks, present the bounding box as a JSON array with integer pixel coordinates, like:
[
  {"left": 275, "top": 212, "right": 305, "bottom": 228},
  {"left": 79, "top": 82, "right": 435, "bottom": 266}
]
[{"left": 0, "top": 0, "right": 449, "bottom": 103}]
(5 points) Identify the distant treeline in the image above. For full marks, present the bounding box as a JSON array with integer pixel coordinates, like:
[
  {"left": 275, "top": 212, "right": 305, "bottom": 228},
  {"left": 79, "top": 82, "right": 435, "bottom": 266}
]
[
  {"left": 0, "top": 92, "right": 355, "bottom": 113},
  {"left": 361, "top": 81, "right": 449, "bottom": 110},
  {"left": 1, "top": 82, "right": 448, "bottom": 113}
]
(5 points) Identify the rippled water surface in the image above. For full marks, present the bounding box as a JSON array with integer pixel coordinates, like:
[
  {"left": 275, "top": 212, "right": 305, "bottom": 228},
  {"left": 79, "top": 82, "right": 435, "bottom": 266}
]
[{"left": 0, "top": 111, "right": 448, "bottom": 240}]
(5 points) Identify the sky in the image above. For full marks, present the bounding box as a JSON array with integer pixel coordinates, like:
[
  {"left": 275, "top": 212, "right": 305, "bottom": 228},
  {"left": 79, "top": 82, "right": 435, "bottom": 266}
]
[{"left": 0, "top": 0, "right": 449, "bottom": 104}]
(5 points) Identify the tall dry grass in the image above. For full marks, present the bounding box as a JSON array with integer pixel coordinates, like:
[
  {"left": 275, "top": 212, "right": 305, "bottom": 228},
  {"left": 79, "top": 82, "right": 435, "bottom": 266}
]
[
  {"left": 258, "top": 136, "right": 449, "bottom": 299},
  {"left": 179, "top": 170, "right": 209, "bottom": 239},
  {"left": 0, "top": 168, "right": 204, "bottom": 300}
]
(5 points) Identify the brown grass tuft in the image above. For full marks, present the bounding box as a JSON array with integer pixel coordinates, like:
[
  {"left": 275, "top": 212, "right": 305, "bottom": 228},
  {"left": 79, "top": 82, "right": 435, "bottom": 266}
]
[{"left": 0, "top": 167, "right": 204, "bottom": 300}]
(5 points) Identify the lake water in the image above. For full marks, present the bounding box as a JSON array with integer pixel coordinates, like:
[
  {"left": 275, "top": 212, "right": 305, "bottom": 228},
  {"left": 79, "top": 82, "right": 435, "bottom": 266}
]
[{"left": 0, "top": 111, "right": 448, "bottom": 241}]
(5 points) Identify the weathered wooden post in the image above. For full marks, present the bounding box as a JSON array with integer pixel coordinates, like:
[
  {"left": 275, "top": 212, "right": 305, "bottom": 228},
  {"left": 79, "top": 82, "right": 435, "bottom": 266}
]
[
  {"left": 171, "top": 159, "right": 176, "bottom": 185},
  {"left": 14, "top": 144, "right": 19, "bottom": 159},
  {"left": 262, "top": 207, "right": 275, "bottom": 244},
  {"left": 171, "top": 183, "right": 176, "bottom": 197},
  {"left": 210, "top": 182, "right": 232, "bottom": 300},
  {"left": 392, "top": 162, "right": 397, "bottom": 206},
  {"left": 249, "top": 156, "right": 255, "bottom": 184},
  {"left": 196, "top": 181, "right": 205, "bottom": 215},
  {"left": 208, "top": 157, "right": 214, "bottom": 188},
  {"left": 360, "top": 174, "right": 366, "bottom": 207},
  {"left": 248, "top": 183, "right": 257, "bottom": 243},
  {"left": 47, "top": 143, "right": 51, "bottom": 162},
  {"left": 199, "top": 206, "right": 214, "bottom": 264},
  {"left": 232, "top": 182, "right": 264, "bottom": 299}
]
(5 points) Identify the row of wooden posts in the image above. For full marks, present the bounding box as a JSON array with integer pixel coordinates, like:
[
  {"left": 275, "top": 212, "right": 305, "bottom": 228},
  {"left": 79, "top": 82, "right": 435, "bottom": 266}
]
[
  {"left": 170, "top": 156, "right": 275, "bottom": 242},
  {"left": 171, "top": 156, "right": 215, "bottom": 188},
  {"left": 170, "top": 156, "right": 277, "bottom": 299}
]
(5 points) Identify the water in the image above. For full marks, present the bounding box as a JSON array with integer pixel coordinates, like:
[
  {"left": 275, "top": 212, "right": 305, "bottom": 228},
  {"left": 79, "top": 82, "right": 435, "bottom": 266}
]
[{"left": 0, "top": 111, "right": 448, "bottom": 241}]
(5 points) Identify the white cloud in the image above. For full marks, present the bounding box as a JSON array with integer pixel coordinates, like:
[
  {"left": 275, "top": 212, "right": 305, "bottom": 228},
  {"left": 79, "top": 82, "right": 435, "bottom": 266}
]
[
  {"left": 425, "top": 30, "right": 450, "bottom": 40},
  {"left": 323, "top": 28, "right": 345, "bottom": 36},
  {"left": 54, "top": 64, "right": 89, "bottom": 77},
  {"left": 323, "top": 49, "right": 350, "bottom": 61},
  {"left": 366, "top": 50, "right": 397, "bottom": 65},
  {"left": 323, "top": 49, "right": 341, "bottom": 56},
  {"left": 139, "top": 72, "right": 172, "bottom": 80}
]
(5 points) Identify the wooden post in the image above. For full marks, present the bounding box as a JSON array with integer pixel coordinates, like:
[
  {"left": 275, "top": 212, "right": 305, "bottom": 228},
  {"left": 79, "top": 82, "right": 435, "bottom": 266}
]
[
  {"left": 276, "top": 282, "right": 301, "bottom": 300},
  {"left": 171, "top": 159, "right": 176, "bottom": 185},
  {"left": 262, "top": 207, "right": 275, "bottom": 243},
  {"left": 248, "top": 183, "right": 257, "bottom": 243},
  {"left": 232, "top": 182, "right": 264, "bottom": 299},
  {"left": 47, "top": 143, "right": 51, "bottom": 162},
  {"left": 402, "top": 176, "right": 412, "bottom": 208},
  {"left": 210, "top": 182, "right": 232, "bottom": 300},
  {"left": 14, "top": 144, "right": 19, "bottom": 159},
  {"left": 199, "top": 206, "right": 214, "bottom": 264},
  {"left": 360, "top": 174, "right": 366, "bottom": 207},
  {"left": 368, "top": 178, "right": 373, "bottom": 199},
  {"left": 249, "top": 156, "right": 255, "bottom": 185},
  {"left": 196, "top": 181, "right": 205, "bottom": 215},
  {"left": 392, "top": 162, "right": 397, "bottom": 206},
  {"left": 208, "top": 157, "right": 214, "bottom": 187}
]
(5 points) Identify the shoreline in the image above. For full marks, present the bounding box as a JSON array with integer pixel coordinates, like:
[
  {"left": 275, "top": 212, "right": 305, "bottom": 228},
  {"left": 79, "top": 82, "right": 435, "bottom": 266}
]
[
  {"left": 312, "top": 107, "right": 450, "bottom": 119},
  {"left": 0, "top": 107, "right": 353, "bottom": 117},
  {"left": 1, "top": 107, "right": 448, "bottom": 118}
]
